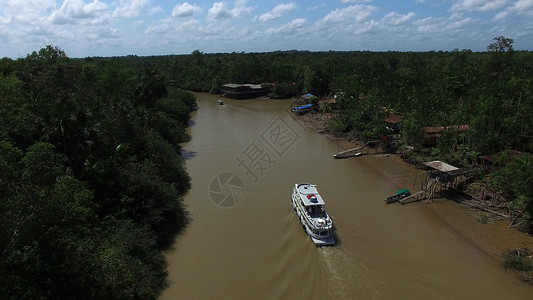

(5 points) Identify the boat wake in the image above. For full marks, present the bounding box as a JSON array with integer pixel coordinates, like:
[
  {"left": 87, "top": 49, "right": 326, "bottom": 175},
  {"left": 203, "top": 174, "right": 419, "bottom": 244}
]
[
  {"left": 318, "top": 246, "right": 391, "bottom": 300},
  {"left": 318, "top": 247, "right": 349, "bottom": 299}
]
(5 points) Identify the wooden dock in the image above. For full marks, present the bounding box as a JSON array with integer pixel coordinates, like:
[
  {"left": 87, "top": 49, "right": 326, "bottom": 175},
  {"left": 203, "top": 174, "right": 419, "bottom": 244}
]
[
  {"left": 398, "top": 190, "right": 428, "bottom": 204},
  {"left": 333, "top": 141, "right": 378, "bottom": 159},
  {"left": 397, "top": 162, "right": 479, "bottom": 205},
  {"left": 397, "top": 177, "right": 442, "bottom": 204}
]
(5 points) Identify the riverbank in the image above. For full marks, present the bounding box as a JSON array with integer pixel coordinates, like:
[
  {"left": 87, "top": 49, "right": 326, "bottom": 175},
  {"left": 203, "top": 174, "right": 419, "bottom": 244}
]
[{"left": 299, "top": 111, "right": 533, "bottom": 282}]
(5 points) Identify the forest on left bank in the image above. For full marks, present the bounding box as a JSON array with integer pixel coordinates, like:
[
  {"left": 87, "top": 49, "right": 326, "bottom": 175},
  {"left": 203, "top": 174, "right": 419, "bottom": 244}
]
[{"left": 0, "top": 46, "right": 196, "bottom": 299}]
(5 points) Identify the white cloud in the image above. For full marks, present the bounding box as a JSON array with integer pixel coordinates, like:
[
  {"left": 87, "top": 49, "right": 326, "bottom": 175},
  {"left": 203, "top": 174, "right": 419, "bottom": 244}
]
[
  {"left": 2, "top": 0, "right": 55, "bottom": 22},
  {"left": 450, "top": 0, "right": 509, "bottom": 12},
  {"left": 1, "top": 0, "right": 533, "bottom": 58},
  {"left": 487, "top": 0, "right": 533, "bottom": 23},
  {"left": 208, "top": 0, "right": 254, "bottom": 20},
  {"left": 208, "top": 2, "right": 230, "bottom": 20},
  {"left": 312, "top": 4, "right": 379, "bottom": 40},
  {"left": 510, "top": 0, "right": 533, "bottom": 16},
  {"left": 447, "top": 13, "right": 473, "bottom": 30},
  {"left": 512, "top": 0, "right": 533, "bottom": 10},
  {"left": 414, "top": 16, "right": 441, "bottom": 33},
  {"left": 113, "top": 0, "right": 149, "bottom": 18},
  {"left": 307, "top": 4, "right": 326, "bottom": 11},
  {"left": 145, "top": 17, "right": 201, "bottom": 36},
  {"left": 484, "top": 0, "right": 533, "bottom": 23},
  {"left": 145, "top": 18, "right": 173, "bottom": 35},
  {"left": 98, "top": 28, "right": 121, "bottom": 39},
  {"left": 381, "top": 12, "right": 416, "bottom": 26},
  {"left": 232, "top": 0, "right": 255, "bottom": 17},
  {"left": 0, "top": 16, "right": 12, "bottom": 25},
  {"left": 149, "top": 6, "right": 163, "bottom": 15},
  {"left": 492, "top": 11, "right": 508, "bottom": 21},
  {"left": 26, "top": 26, "right": 54, "bottom": 36},
  {"left": 266, "top": 18, "right": 306, "bottom": 35},
  {"left": 341, "top": 0, "right": 374, "bottom": 3},
  {"left": 260, "top": 3, "right": 298, "bottom": 22},
  {"left": 414, "top": 13, "right": 475, "bottom": 34},
  {"left": 49, "top": 0, "right": 109, "bottom": 25},
  {"left": 321, "top": 4, "right": 378, "bottom": 24},
  {"left": 354, "top": 20, "right": 377, "bottom": 34},
  {"left": 172, "top": 3, "right": 202, "bottom": 18},
  {"left": 181, "top": 19, "right": 201, "bottom": 31}
]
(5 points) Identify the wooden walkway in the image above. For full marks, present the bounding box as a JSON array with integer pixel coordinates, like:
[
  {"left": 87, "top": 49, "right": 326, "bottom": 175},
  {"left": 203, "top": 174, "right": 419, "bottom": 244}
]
[
  {"left": 333, "top": 141, "right": 379, "bottom": 158},
  {"left": 398, "top": 178, "right": 438, "bottom": 204},
  {"left": 398, "top": 190, "right": 426, "bottom": 204}
]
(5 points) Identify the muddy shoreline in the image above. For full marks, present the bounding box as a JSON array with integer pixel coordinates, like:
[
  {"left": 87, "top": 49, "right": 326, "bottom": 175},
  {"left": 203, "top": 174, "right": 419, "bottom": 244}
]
[{"left": 300, "top": 111, "right": 533, "bottom": 279}]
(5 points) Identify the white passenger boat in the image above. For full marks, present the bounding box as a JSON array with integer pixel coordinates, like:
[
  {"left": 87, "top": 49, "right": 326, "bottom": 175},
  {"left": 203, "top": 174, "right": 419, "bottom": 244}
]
[{"left": 291, "top": 183, "right": 335, "bottom": 246}]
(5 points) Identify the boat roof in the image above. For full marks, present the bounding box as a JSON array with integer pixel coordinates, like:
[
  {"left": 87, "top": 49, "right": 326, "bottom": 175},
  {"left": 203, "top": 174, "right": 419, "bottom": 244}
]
[
  {"left": 296, "top": 183, "right": 325, "bottom": 206},
  {"left": 396, "top": 189, "right": 410, "bottom": 195},
  {"left": 423, "top": 160, "right": 459, "bottom": 172}
]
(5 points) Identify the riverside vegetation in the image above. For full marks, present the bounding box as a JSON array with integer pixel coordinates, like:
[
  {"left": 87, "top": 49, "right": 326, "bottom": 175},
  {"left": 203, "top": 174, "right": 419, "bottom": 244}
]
[
  {"left": 1, "top": 46, "right": 195, "bottom": 299},
  {"left": 1, "top": 36, "right": 532, "bottom": 297}
]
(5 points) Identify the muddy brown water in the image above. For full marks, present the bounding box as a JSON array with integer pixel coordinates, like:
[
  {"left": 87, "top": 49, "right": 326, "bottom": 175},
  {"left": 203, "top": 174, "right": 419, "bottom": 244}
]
[{"left": 161, "top": 93, "right": 532, "bottom": 299}]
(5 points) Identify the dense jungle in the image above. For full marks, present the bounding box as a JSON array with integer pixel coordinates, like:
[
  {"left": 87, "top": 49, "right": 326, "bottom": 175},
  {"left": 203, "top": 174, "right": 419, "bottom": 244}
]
[{"left": 1, "top": 37, "right": 532, "bottom": 298}]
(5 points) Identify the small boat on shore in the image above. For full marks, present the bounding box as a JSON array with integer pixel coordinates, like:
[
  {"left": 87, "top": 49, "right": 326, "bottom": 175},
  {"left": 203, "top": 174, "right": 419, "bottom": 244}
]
[
  {"left": 217, "top": 99, "right": 224, "bottom": 105},
  {"left": 333, "top": 152, "right": 362, "bottom": 159},
  {"left": 291, "top": 183, "right": 335, "bottom": 246},
  {"left": 333, "top": 141, "right": 374, "bottom": 159},
  {"left": 385, "top": 189, "right": 411, "bottom": 204},
  {"left": 291, "top": 104, "right": 313, "bottom": 115}
]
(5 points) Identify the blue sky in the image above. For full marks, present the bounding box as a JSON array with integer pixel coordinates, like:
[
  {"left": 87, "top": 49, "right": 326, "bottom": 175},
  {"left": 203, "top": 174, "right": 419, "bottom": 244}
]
[{"left": 1, "top": 0, "right": 532, "bottom": 58}]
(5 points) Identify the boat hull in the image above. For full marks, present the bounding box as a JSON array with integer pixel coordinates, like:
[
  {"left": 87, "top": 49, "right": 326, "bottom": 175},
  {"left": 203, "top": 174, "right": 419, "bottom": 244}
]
[
  {"left": 291, "top": 104, "right": 313, "bottom": 115},
  {"left": 311, "top": 235, "right": 335, "bottom": 246},
  {"left": 385, "top": 189, "right": 411, "bottom": 204},
  {"left": 333, "top": 152, "right": 361, "bottom": 159}
]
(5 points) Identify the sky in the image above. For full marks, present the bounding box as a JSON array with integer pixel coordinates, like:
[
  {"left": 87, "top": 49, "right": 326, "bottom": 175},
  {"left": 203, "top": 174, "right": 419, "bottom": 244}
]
[{"left": 1, "top": 0, "right": 533, "bottom": 58}]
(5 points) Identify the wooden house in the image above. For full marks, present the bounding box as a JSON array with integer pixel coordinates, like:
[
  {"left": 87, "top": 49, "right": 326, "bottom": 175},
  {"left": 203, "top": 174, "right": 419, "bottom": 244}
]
[
  {"left": 423, "top": 125, "right": 470, "bottom": 146},
  {"left": 221, "top": 83, "right": 266, "bottom": 99},
  {"left": 385, "top": 114, "right": 403, "bottom": 132},
  {"left": 479, "top": 149, "right": 524, "bottom": 167},
  {"left": 318, "top": 98, "right": 337, "bottom": 110}
]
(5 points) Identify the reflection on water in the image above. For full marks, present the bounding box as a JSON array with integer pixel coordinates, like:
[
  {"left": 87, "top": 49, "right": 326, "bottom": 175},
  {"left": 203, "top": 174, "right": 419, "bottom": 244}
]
[
  {"left": 161, "top": 93, "right": 532, "bottom": 299},
  {"left": 180, "top": 149, "right": 197, "bottom": 160}
]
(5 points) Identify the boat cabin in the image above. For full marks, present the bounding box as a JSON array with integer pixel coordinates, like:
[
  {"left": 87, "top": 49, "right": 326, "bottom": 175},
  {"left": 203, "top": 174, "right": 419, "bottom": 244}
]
[
  {"left": 296, "top": 184, "right": 326, "bottom": 217},
  {"left": 305, "top": 205, "right": 325, "bottom": 218}
]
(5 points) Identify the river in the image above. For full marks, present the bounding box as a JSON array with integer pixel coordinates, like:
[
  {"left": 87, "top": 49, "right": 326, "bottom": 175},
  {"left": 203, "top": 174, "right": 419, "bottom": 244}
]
[{"left": 161, "top": 93, "right": 532, "bottom": 299}]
